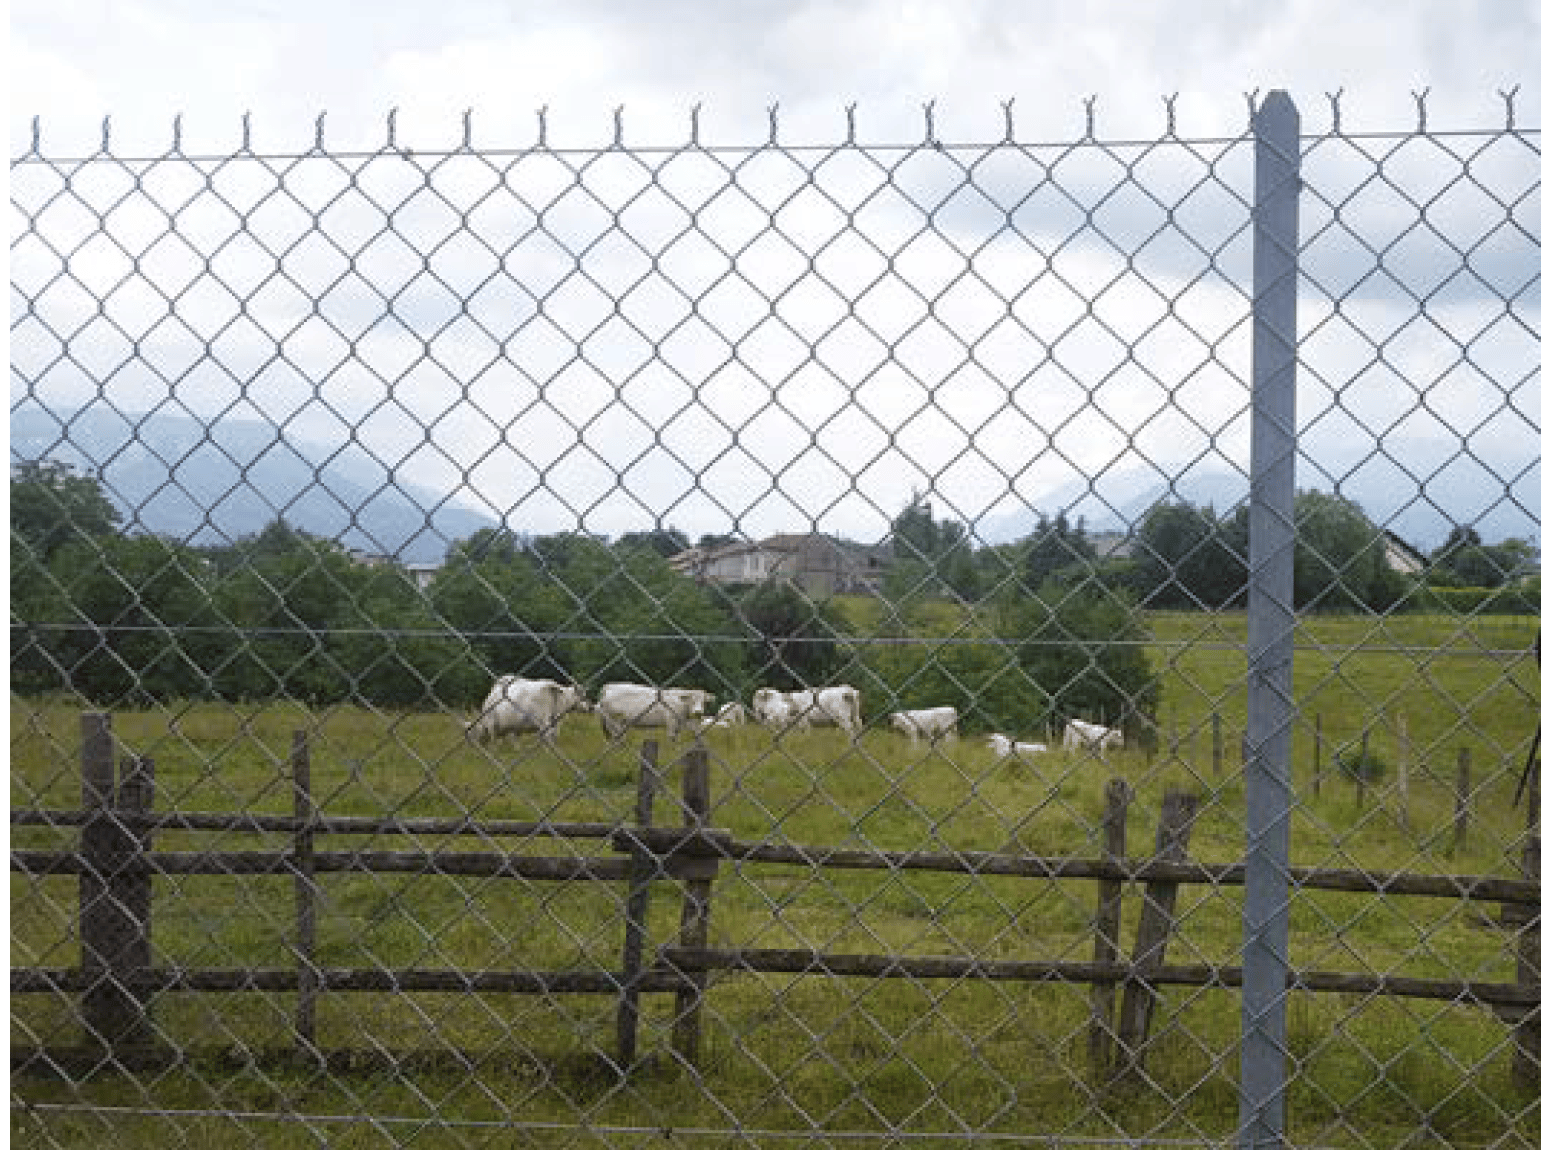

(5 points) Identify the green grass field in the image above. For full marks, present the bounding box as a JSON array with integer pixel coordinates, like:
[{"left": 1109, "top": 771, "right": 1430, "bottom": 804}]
[{"left": 11, "top": 611, "right": 1541, "bottom": 1148}]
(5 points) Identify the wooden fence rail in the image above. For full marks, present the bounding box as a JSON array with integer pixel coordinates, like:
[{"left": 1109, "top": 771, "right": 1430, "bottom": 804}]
[{"left": 10, "top": 712, "right": 1541, "bottom": 1091}]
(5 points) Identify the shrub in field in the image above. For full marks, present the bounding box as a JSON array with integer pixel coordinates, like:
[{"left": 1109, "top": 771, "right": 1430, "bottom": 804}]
[
  {"left": 997, "top": 576, "right": 1161, "bottom": 748},
  {"left": 1334, "top": 744, "right": 1390, "bottom": 783}
]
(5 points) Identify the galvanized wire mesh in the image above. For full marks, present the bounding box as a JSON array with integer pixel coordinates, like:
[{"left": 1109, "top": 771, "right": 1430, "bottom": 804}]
[{"left": 11, "top": 93, "right": 1541, "bottom": 1149}]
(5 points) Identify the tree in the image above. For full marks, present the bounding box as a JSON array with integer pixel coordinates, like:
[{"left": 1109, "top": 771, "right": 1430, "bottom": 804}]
[
  {"left": 1428, "top": 526, "right": 1534, "bottom": 588},
  {"left": 885, "top": 493, "right": 978, "bottom": 603},
  {"left": 11, "top": 460, "right": 121, "bottom": 561},
  {"left": 1018, "top": 511, "right": 1099, "bottom": 589},
  {"left": 616, "top": 527, "right": 690, "bottom": 558},
  {"left": 1294, "top": 490, "right": 1406, "bottom": 612},
  {"left": 1132, "top": 500, "right": 1247, "bottom": 609},
  {"left": 43, "top": 535, "right": 223, "bottom": 703},
  {"left": 736, "top": 580, "right": 842, "bottom": 691},
  {"left": 999, "top": 577, "right": 1161, "bottom": 746}
]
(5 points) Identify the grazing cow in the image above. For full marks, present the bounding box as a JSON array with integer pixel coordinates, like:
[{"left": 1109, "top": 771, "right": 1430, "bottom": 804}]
[
  {"left": 986, "top": 733, "right": 1049, "bottom": 760},
  {"left": 714, "top": 702, "right": 748, "bottom": 726},
  {"left": 466, "top": 677, "right": 586, "bottom": 744},
  {"left": 1062, "top": 718, "right": 1124, "bottom": 756},
  {"left": 753, "top": 685, "right": 862, "bottom": 736},
  {"left": 597, "top": 683, "right": 715, "bottom": 739},
  {"left": 699, "top": 701, "right": 748, "bottom": 733},
  {"left": 891, "top": 706, "right": 960, "bottom": 746},
  {"left": 754, "top": 693, "right": 798, "bottom": 733}
]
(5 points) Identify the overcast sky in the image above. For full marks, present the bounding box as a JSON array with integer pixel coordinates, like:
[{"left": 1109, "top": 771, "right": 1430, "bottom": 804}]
[{"left": 10, "top": 1, "right": 1541, "bottom": 547}]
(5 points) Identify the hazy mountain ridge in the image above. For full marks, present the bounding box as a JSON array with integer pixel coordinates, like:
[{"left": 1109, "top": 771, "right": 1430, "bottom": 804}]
[
  {"left": 13, "top": 404, "right": 1537, "bottom": 558},
  {"left": 978, "top": 439, "right": 1541, "bottom": 550},
  {"left": 11, "top": 404, "right": 498, "bottom": 564}
]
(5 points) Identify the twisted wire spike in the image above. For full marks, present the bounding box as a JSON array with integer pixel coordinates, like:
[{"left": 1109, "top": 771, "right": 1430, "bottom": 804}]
[
  {"left": 767, "top": 102, "right": 780, "bottom": 146},
  {"left": 30, "top": 115, "right": 40, "bottom": 156},
  {"left": 386, "top": 107, "right": 398, "bottom": 150},
  {"left": 1412, "top": 88, "right": 1430, "bottom": 133},
  {"left": 314, "top": 111, "right": 327, "bottom": 150},
  {"left": 1082, "top": 95, "right": 1097, "bottom": 140},
  {"left": 689, "top": 103, "right": 702, "bottom": 147},
  {"left": 845, "top": 103, "right": 857, "bottom": 147},
  {"left": 171, "top": 114, "right": 183, "bottom": 153},
  {"left": 536, "top": 105, "right": 549, "bottom": 149},
  {"left": 1001, "top": 98, "right": 1015, "bottom": 145},
  {"left": 241, "top": 111, "right": 252, "bottom": 152},
  {"left": 100, "top": 116, "right": 111, "bottom": 153},
  {"left": 462, "top": 109, "right": 473, "bottom": 150},
  {"left": 612, "top": 105, "right": 624, "bottom": 148},
  {"left": 1326, "top": 89, "right": 1344, "bottom": 134},
  {"left": 1163, "top": 93, "right": 1178, "bottom": 137},
  {"left": 1499, "top": 86, "right": 1519, "bottom": 131}
]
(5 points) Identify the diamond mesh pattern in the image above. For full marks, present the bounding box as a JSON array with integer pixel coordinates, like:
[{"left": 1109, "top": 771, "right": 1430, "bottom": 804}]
[{"left": 11, "top": 96, "right": 1541, "bottom": 1148}]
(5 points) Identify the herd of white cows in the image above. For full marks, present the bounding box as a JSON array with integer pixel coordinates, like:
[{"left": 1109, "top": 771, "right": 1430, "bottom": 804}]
[{"left": 467, "top": 676, "right": 1125, "bottom": 759}]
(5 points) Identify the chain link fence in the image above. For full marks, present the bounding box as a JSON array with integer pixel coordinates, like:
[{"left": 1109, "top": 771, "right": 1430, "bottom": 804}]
[{"left": 11, "top": 91, "right": 1541, "bottom": 1148}]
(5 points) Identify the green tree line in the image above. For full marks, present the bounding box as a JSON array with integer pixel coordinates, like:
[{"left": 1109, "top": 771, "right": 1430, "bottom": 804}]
[{"left": 12, "top": 463, "right": 1533, "bottom": 736}]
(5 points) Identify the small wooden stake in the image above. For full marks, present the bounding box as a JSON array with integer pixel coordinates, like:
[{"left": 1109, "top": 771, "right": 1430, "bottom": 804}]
[{"left": 1453, "top": 748, "right": 1471, "bottom": 854}]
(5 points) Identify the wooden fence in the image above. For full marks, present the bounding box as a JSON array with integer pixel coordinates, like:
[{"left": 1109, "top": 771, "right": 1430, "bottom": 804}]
[{"left": 11, "top": 712, "right": 1541, "bottom": 1090}]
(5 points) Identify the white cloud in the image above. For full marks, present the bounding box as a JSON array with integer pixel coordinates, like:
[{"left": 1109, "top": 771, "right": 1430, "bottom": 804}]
[{"left": 10, "top": 0, "right": 1540, "bottom": 546}]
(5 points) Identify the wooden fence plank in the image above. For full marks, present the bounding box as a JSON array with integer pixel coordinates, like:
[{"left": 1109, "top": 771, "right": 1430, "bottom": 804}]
[
  {"left": 78, "top": 713, "right": 158, "bottom": 1065},
  {"left": 14, "top": 843, "right": 1539, "bottom": 905},
  {"left": 672, "top": 744, "right": 717, "bottom": 1066},
  {"left": 1516, "top": 836, "right": 1541, "bottom": 1090},
  {"left": 1089, "top": 778, "right": 1131, "bottom": 1074},
  {"left": 1115, "top": 790, "right": 1200, "bottom": 1083},
  {"left": 616, "top": 741, "right": 661, "bottom": 1066},
  {"left": 291, "top": 730, "right": 318, "bottom": 1059}
]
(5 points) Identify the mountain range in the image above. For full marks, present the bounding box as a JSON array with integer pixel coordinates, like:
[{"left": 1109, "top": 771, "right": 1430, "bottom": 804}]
[
  {"left": 10, "top": 403, "right": 498, "bottom": 564},
  {"left": 12, "top": 403, "right": 1537, "bottom": 559},
  {"left": 977, "top": 436, "right": 1541, "bottom": 550}
]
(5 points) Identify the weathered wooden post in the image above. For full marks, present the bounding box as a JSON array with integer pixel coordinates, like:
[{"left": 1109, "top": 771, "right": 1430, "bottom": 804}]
[
  {"left": 616, "top": 741, "right": 661, "bottom": 1066},
  {"left": 1115, "top": 789, "right": 1199, "bottom": 1084},
  {"left": 1452, "top": 748, "right": 1471, "bottom": 854},
  {"left": 671, "top": 744, "right": 716, "bottom": 1066},
  {"left": 1355, "top": 730, "right": 1370, "bottom": 812},
  {"left": 1313, "top": 714, "right": 1322, "bottom": 799},
  {"left": 291, "top": 729, "right": 319, "bottom": 1059},
  {"left": 1515, "top": 837, "right": 1541, "bottom": 1090},
  {"left": 1089, "top": 778, "right": 1131, "bottom": 1074},
  {"left": 79, "top": 713, "right": 157, "bottom": 1064},
  {"left": 1396, "top": 713, "right": 1411, "bottom": 834}
]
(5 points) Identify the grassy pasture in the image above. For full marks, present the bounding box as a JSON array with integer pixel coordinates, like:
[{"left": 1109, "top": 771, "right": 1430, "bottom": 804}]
[{"left": 10, "top": 611, "right": 1541, "bottom": 1148}]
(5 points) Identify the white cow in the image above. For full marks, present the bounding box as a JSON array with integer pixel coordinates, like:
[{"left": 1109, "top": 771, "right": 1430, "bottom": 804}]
[
  {"left": 699, "top": 701, "right": 748, "bottom": 733},
  {"left": 1062, "top": 718, "right": 1125, "bottom": 756},
  {"left": 891, "top": 706, "right": 960, "bottom": 745},
  {"left": 466, "top": 677, "right": 586, "bottom": 744},
  {"left": 713, "top": 701, "right": 748, "bottom": 726},
  {"left": 754, "top": 693, "right": 798, "bottom": 733},
  {"left": 754, "top": 685, "right": 862, "bottom": 735},
  {"left": 597, "top": 683, "right": 715, "bottom": 739},
  {"left": 986, "top": 733, "right": 1049, "bottom": 760}
]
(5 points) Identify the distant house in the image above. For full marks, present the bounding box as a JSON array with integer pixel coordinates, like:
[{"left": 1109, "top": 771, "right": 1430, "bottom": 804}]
[
  {"left": 669, "top": 532, "right": 890, "bottom": 597},
  {"left": 1086, "top": 530, "right": 1135, "bottom": 560},
  {"left": 1381, "top": 531, "right": 1426, "bottom": 577},
  {"left": 346, "top": 547, "right": 442, "bottom": 591},
  {"left": 404, "top": 562, "right": 441, "bottom": 591}
]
